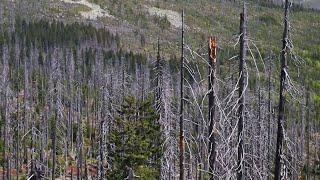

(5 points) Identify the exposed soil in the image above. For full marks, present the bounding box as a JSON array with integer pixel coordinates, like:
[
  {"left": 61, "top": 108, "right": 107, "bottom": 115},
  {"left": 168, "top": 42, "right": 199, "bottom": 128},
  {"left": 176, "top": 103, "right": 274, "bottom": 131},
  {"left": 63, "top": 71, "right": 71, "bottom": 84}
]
[{"left": 61, "top": 0, "right": 114, "bottom": 20}]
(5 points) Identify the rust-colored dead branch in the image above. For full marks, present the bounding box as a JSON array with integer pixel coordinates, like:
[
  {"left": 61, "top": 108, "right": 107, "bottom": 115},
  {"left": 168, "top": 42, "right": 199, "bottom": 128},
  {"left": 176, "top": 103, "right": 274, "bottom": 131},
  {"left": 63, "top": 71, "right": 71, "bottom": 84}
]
[{"left": 209, "top": 36, "right": 217, "bottom": 62}]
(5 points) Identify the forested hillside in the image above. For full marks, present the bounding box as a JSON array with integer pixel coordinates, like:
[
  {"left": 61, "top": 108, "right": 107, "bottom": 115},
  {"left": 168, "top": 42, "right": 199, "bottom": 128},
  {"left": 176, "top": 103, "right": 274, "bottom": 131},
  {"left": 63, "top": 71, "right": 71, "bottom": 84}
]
[{"left": 0, "top": 0, "right": 319, "bottom": 179}]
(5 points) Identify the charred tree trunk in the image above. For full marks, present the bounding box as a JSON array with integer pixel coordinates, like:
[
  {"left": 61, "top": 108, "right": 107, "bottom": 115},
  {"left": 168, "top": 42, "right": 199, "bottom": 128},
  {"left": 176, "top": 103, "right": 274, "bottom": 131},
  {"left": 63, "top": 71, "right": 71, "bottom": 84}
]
[
  {"left": 1, "top": 104, "right": 5, "bottom": 180},
  {"left": 305, "top": 89, "right": 310, "bottom": 180},
  {"left": 179, "top": 10, "right": 185, "bottom": 180},
  {"left": 267, "top": 56, "right": 273, "bottom": 180},
  {"left": 77, "top": 86, "right": 83, "bottom": 180},
  {"left": 237, "top": 3, "right": 247, "bottom": 180},
  {"left": 98, "top": 86, "right": 106, "bottom": 180},
  {"left": 2, "top": 46, "right": 11, "bottom": 180},
  {"left": 15, "top": 47, "right": 21, "bottom": 180},
  {"left": 274, "top": 0, "right": 290, "bottom": 179},
  {"left": 52, "top": 86, "right": 57, "bottom": 180},
  {"left": 23, "top": 49, "right": 29, "bottom": 165},
  {"left": 4, "top": 78, "right": 9, "bottom": 180},
  {"left": 155, "top": 38, "right": 162, "bottom": 112},
  {"left": 98, "top": 119, "right": 105, "bottom": 179},
  {"left": 208, "top": 36, "right": 217, "bottom": 179}
]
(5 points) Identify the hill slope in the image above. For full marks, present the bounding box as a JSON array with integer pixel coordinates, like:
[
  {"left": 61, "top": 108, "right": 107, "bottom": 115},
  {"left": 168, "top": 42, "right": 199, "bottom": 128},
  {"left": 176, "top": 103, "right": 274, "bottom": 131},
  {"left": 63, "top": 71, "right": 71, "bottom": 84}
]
[
  {"left": 1, "top": 0, "right": 319, "bottom": 55},
  {"left": 1, "top": 0, "right": 319, "bottom": 96}
]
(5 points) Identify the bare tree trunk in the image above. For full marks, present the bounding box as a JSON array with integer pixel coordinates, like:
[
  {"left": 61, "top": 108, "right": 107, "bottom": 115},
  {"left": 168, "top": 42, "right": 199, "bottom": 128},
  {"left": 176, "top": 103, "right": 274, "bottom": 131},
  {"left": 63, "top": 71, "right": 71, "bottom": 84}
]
[
  {"left": 77, "top": 86, "right": 83, "bottom": 180},
  {"left": 155, "top": 38, "right": 162, "bottom": 112},
  {"left": 274, "top": 0, "right": 290, "bottom": 179},
  {"left": 313, "top": 106, "right": 318, "bottom": 180},
  {"left": 98, "top": 115, "right": 105, "bottom": 179},
  {"left": 4, "top": 76, "right": 9, "bottom": 180},
  {"left": 51, "top": 49, "right": 63, "bottom": 180},
  {"left": 1, "top": 105, "right": 5, "bottom": 180},
  {"left": 52, "top": 86, "right": 57, "bottom": 180},
  {"left": 2, "top": 46, "right": 11, "bottom": 180},
  {"left": 257, "top": 87, "right": 263, "bottom": 178},
  {"left": 99, "top": 88, "right": 107, "bottom": 179},
  {"left": 305, "top": 89, "right": 310, "bottom": 180},
  {"left": 237, "top": 3, "right": 247, "bottom": 180},
  {"left": 267, "top": 57, "right": 273, "bottom": 180},
  {"left": 97, "top": 50, "right": 106, "bottom": 180},
  {"left": 15, "top": 45, "right": 21, "bottom": 180},
  {"left": 179, "top": 10, "right": 185, "bottom": 180},
  {"left": 23, "top": 49, "right": 29, "bottom": 166},
  {"left": 208, "top": 36, "right": 217, "bottom": 179}
]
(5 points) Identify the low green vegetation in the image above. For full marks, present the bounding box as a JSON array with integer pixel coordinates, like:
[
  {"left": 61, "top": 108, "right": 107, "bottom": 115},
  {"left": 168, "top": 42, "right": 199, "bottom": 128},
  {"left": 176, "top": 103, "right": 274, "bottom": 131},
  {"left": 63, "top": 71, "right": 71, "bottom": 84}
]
[{"left": 108, "top": 96, "right": 162, "bottom": 179}]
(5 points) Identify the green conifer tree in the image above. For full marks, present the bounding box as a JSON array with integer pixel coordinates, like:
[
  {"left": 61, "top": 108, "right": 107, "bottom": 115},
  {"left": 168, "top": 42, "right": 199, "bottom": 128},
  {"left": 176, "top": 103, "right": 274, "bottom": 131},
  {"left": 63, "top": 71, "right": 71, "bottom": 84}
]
[{"left": 109, "top": 96, "right": 162, "bottom": 180}]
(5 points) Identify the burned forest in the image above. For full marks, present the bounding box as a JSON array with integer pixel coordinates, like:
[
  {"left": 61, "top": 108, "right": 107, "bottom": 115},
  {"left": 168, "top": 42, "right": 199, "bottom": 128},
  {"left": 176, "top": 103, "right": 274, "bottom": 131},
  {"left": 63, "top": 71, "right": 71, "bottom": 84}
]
[{"left": 0, "top": 0, "right": 319, "bottom": 179}]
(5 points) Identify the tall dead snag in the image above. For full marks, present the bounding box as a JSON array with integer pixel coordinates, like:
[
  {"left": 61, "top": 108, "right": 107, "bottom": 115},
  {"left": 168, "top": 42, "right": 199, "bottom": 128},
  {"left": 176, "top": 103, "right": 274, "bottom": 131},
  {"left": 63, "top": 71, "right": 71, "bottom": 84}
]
[
  {"left": 274, "top": 0, "right": 290, "bottom": 179},
  {"left": 155, "top": 37, "right": 163, "bottom": 112},
  {"left": 97, "top": 50, "right": 106, "bottom": 180},
  {"left": 77, "top": 86, "right": 83, "bottom": 180},
  {"left": 305, "top": 89, "right": 310, "bottom": 180},
  {"left": 237, "top": 3, "right": 247, "bottom": 180},
  {"left": 51, "top": 61, "right": 57, "bottom": 180},
  {"left": 52, "top": 88, "right": 57, "bottom": 180},
  {"left": 2, "top": 46, "right": 11, "bottom": 180},
  {"left": 267, "top": 56, "right": 273, "bottom": 179},
  {"left": 208, "top": 36, "right": 217, "bottom": 179},
  {"left": 179, "top": 10, "right": 185, "bottom": 180}
]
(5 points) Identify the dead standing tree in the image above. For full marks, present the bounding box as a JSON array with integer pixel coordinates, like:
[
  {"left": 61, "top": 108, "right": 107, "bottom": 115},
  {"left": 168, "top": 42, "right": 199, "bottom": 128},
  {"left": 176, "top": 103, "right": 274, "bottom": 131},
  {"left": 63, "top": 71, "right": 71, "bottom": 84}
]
[
  {"left": 76, "top": 49, "right": 83, "bottom": 180},
  {"left": 154, "top": 45, "right": 178, "bottom": 179},
  {"left": 179, "top": 9, "right": 185, "bottom": 180},
  {"left": 274, "top": 0, "right": 290, "bottom": 179},
  {"left": 50, "top": 49, "right": 59, "bottom": 180},
  {"left": 2, "top": 45, "right": 11, "bottom": 180},
  {"left": 237, "top": 3, "right": 247, "bottom": 180},
  {"left": 266, "top": 54, "right": 274, "bottom": 179},
  {"left": 155, "top": 38, "right": 163, "bottom": 113},
  {"left": 305, "top": 89, "right": 310, "bottom": 180},
  {"left": 208, "top": 36, "right": 217, "bottom": 179}
]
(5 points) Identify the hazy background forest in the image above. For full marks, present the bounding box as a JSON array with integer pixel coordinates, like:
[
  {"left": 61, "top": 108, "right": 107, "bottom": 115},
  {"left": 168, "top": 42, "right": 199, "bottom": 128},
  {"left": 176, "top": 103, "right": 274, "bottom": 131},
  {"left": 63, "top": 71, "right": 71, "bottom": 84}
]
[{"left": 0, "top": 0, "right": 319, "bottom": 179}]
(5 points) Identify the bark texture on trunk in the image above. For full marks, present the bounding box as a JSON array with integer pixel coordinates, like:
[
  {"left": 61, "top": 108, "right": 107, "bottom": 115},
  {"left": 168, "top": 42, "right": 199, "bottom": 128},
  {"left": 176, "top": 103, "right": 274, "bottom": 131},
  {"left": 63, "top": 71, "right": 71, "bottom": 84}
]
[
  {"left": 179, "top": 10, "right": 185, "bottom": 180},
  {"left": 274, "top": 0, "right": 290, "bottom": 179},
  {"left": 237, "top": 3, "right": 247, "bottom": 180},
  {"left": 208, "top": 36, "right": 217, "bottom": 180}
]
